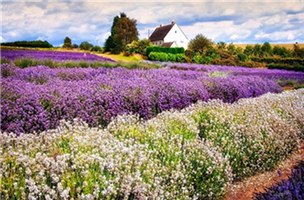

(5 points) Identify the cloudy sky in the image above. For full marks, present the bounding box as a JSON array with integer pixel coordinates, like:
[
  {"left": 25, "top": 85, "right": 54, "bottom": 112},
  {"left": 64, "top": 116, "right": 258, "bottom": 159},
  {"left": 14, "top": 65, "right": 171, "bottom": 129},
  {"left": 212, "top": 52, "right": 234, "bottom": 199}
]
[{"left": 1, "top": 0, "right": 304, "bottom": 47}]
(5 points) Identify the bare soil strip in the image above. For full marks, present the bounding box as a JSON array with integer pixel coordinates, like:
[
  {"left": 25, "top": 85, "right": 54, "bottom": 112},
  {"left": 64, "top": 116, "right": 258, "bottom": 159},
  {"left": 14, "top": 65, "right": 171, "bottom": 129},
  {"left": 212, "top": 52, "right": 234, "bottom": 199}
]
[{"left": 224, "top": 140, "right": 304, "bottom": 200}]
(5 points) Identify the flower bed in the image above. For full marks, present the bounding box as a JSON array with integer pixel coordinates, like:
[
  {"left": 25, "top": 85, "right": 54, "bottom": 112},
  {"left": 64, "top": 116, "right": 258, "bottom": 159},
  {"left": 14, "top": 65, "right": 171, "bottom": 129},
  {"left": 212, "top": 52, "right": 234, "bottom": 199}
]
[
  {"left": 170, "top": 63, "right": 304, "bottom": 86},
  {"left": 1, "top": 64, "right": 282, "bottom": 134},
  {"left": 1, "top": 89, "right": 303, "bottom": 199}
]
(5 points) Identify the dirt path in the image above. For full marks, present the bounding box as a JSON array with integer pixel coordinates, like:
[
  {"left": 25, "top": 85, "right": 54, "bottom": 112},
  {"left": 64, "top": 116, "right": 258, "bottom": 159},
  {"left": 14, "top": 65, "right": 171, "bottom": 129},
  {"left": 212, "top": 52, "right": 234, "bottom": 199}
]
[{"left": 224, "top": 140, "right": 304, "bottom": 200}]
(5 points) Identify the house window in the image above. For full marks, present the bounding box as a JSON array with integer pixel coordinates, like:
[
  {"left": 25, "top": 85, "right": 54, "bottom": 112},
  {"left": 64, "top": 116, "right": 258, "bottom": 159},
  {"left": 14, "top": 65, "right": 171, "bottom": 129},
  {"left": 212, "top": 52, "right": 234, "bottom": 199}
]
[
  {"left": 175, "top": 31, "right": 177, "bottom": 33},
  {"left": 181, "top": 41, "right": 183, "bottom": 43}
]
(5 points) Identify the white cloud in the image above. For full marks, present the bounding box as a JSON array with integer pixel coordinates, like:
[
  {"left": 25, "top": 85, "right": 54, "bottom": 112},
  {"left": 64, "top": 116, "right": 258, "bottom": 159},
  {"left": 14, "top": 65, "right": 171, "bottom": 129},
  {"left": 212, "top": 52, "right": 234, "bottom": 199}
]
[
  {"left": 36, "top": 36, "right": 46, "bottom": 41},
  {"left": 1, "top": 1, "right": 304, "bottom": 45},
  {"left": 0, "top": 36, "right": 6, "bottom": 43}
]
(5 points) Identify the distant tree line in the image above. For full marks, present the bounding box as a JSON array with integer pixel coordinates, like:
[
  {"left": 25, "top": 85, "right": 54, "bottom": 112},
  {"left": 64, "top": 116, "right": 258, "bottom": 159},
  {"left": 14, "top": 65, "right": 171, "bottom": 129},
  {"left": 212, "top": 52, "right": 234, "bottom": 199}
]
[
  {"left": 185, "top": 34, "right": 304, "bottom": 72},
  {"left": 1, "top": 40, "right": 53, "bottom": 48}
]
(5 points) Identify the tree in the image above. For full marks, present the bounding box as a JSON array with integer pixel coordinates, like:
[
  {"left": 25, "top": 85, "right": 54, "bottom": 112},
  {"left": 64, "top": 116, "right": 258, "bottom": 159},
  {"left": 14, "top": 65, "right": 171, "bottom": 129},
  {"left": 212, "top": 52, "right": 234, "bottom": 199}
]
[
  {"left": 227, "top": 43, "right": 236, "bottom": 55},
  {"left": 72, "top": 44, "right": 79, "bottom": 48},
  {"left": 105, "top": 12, "right": 139, "bottom": 53},
  {"left": 244, "top": 45, "right": 254, "bottom": 56},
  {"left": 79, "top": 41, "right": 93, "bottom": 50},
  {"left": 253, "top": 44, "right": 262, "bottom": 57},
  {"left": 261, "top": 42, "right": 272, "bottom": 56},
  {"left": 188, "top": 34, "right": 214, "bottom": 54},
  {"left": 217, "top": 41, "right": 226, "bottom": 50},
  {"left": 63, "top": 37, "right": 72, "bottom": 49}
]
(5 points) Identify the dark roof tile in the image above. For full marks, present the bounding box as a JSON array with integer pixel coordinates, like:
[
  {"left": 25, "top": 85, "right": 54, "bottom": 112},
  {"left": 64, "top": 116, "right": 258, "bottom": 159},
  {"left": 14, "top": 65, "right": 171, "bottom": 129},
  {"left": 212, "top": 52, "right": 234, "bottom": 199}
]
[
  {"left": 162, "top": 42, "right": 174, "bottom": 47},
  {"left": 149, "top": 24, "right": 174, "bottom": 41}
]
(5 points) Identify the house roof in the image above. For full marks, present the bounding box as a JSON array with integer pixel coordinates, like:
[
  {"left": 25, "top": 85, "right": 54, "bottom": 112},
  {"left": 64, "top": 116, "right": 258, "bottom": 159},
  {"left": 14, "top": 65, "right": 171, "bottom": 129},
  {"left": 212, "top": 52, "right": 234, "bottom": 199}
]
[
  {"left": 161, "top": 42, "right": 174, "bottom": 47},
  {"left": 149, "top": 23, "right": 174, "bottom": 42}
]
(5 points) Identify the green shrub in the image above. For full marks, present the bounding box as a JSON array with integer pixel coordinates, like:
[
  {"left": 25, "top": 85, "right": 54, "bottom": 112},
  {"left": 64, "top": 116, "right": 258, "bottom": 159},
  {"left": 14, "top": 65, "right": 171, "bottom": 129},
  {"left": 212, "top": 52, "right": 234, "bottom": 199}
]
[
  {"left": 159, "top": 52, "right": 168, "bottom": 61},
  {"left": 193, "top": 55, "right": 204, "bottom": 64},
  {"left": 167, "top": 53, "right": 176, "bottom": 62},
  {"left": 146, "top": 46, "right": 185, "bottom": 56},
  {"left": 176, "top": 54, "right": 185, "bottom": 62},
  {"left": 237, "top": 53, "right": 248, "bottom": 62},
  {"left": 267, "top": 63, "right": 304, "bottom": 72}
]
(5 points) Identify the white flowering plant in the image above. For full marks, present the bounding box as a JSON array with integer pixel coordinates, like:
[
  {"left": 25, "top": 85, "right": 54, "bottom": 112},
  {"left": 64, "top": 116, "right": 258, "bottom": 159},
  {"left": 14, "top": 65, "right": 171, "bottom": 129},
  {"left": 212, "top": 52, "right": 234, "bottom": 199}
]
[{"left": 1, "top": 89, "right": 303, "bottom": 199}]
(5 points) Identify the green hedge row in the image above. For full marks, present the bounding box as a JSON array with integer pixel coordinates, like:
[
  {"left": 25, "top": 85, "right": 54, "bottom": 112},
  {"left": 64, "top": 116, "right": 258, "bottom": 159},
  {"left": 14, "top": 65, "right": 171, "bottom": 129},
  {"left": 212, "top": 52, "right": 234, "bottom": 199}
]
[
  {"left": 252, "top": 57, "right": 304, "bottom": 66},
  {"left": 148, "top": 52, "right": 185, "bottom": 62},
  {"left": 146, "top": 46, "right": 185, "bottom": 56},
  {"left": 266, "top": 63, "right": 304, "bottom": 72},
  {"left": 1, "top": 40, "right": 53, "bottom": 48}
]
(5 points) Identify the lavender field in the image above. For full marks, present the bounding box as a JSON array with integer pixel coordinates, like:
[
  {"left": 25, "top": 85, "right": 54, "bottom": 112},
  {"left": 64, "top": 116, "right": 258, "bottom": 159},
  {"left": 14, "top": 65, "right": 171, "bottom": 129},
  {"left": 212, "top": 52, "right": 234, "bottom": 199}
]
[
  {"left": 1, "top": 49, "right": 115, "bottom": 62},
  {"left": 1, "top": 49, "right": 304, "bottom": 199},
  {"left": 1, "top": 63, "right": 284, "bottom": 134}
]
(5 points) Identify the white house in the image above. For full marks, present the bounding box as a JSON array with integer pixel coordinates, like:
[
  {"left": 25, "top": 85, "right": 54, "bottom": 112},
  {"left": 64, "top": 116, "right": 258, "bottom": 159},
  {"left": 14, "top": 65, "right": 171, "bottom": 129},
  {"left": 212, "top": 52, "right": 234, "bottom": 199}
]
[{"left": 149, "top": 21, "right": 189, "bottom": 50}]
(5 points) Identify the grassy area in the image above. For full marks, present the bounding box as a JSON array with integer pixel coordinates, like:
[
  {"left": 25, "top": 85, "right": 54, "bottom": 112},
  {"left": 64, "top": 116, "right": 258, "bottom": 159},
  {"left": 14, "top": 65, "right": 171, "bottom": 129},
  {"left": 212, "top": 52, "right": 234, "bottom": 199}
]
[{"left": 98, "top": 52, "right": 145, "bottom": 62}]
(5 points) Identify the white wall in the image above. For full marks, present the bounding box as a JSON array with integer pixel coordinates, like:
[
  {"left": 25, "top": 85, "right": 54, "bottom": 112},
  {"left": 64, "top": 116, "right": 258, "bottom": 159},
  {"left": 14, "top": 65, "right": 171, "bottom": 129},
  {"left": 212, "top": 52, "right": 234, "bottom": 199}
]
[{"left": 164, "top": 24, "right": 189, "bottom": 50}]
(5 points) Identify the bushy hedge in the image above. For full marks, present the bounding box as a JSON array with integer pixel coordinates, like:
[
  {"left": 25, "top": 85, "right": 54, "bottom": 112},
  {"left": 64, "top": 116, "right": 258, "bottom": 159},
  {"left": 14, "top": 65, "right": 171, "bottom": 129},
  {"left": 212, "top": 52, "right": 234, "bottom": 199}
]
[
  {"left": 193, "top": 55, "right": 213, "bottom": 64},
  {"left": 146, "top": 46, "right": 185, "bottom": 56},
  {"left": 251, "top": 57, "right": 304, "bottom": 65},
  {"left": 267, "top": 63, "right": 304, "bottom": 72},
  {"left": 148, "top": 52, "right": 185, "bottom": 62},
  {"left": 251, "top": 57, "right": 304, "bottom": 71}
]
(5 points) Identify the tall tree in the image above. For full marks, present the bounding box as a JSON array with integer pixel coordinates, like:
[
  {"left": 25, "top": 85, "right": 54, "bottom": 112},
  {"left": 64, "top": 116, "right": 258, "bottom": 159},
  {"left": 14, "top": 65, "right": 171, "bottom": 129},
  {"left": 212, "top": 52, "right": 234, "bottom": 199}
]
[
  {"left": 261, "top": 42, "right": 272, "bottom": 56},
  {"left": 105, "top": 12, "right": 139, "bottom": 53},
  {"left": 63, "top": 36, "right": 72, "bottom": 49},
  {"left": 188, "top": 34, "right": 214, "bottom": 54}
]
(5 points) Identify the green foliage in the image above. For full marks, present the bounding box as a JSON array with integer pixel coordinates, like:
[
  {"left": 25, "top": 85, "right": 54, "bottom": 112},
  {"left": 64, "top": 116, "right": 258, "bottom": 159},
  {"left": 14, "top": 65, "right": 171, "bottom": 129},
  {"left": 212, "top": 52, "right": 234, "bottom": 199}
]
[
  {"left": 293, "top": 43, "right": 304, "bottom": 58},
  {"left": 273, "top": 46, "right": 293, "bottom": 58},
  {"left": 91, "top": 46, "right": 104, "bottom": 53},
  {"left": 126, "top": 39, "right": 151, "bottom": 55},
  {"left": 253, "top": 44, "right": 262, "bottom": 57},
  {"left": 217, "top": 41, "right": 226, "bottom": 50},
  {"left": 1, "top": 40, "right": 53, "bottom": 48},
  {"left": 105, "top": 12, "right": 139, "bottom": 53},
  {"left": 261, "top": 42, "right": 272, "bottom": 56},
  {"left": 176, "top": 54, "right": 185, "bottom": 62},
  {"left": 227, "top": 43, "right": 236, "bottom": 55},
  {"left": 266, "top": 63, "right": 304, "bottom": 72},
  {"left": 79, "top": 41, "right": 94, "bottom": 51},
  {"left": 237, "top": 53, "right": 248, "bottom": 62},
  {"left": 146, "top": 46, "right": 185, "bottom": 56},
  {"left": 235, "top": 47, "right": 243, "bottom": 55},
  {"left": 193, "top": 55, "right": 213, "bottom": 64},
  {"left": 188, "top": 34, "right": 214, "bottom": 54},
  {"left": 72, "top": 44, "right": 79, "bottom": 48},
  {"left": 62, "top": 37, "right": 72, "bottom": 49},
  {"left": 240, "top": 61, "right": 266, "bottom": 68},
  {"left": 167, "top": 53, "right": 176, "bottom": 62},
  {"left": 244, "top": 45, "right": 254, "bottom": 56},
  {"left": 148, "top": 52, "right": 184, "bottom": 62}
]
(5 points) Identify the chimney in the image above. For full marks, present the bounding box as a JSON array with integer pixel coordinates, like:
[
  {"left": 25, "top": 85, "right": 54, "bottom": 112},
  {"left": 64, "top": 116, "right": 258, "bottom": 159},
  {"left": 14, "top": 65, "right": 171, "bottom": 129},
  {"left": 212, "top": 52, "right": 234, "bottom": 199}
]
[
  {"left": 172, "top": 20, "right": 176, "bottom": 24},
  {"left": 160, "top": 23, "right": 163, "bottom": 27}
]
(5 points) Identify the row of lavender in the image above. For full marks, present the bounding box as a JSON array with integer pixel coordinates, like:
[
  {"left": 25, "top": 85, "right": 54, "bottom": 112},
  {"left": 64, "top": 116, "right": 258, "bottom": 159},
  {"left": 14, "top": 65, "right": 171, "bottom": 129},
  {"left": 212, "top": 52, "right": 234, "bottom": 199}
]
[
  {"left": 1, "top": 89, "right": 303, "bottom": 199},
  {"left": 254, "top": 167, "right": 304, "bottom": 199},
  {"left": 1, "top": 63, "right": 283, "bottom": 134},
  {"left": 1, "top": 49, "right": 115, "bottom": 62},
  {"left": 170, "top": 63, "right": 304, "bottom": 86}
]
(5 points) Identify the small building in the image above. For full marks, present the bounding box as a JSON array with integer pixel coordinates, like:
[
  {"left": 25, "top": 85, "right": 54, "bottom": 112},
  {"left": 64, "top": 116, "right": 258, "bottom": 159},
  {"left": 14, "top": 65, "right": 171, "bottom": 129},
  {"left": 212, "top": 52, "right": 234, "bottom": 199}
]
[{"left": 149, "top": 20, "right": 188, "bottom": 50}]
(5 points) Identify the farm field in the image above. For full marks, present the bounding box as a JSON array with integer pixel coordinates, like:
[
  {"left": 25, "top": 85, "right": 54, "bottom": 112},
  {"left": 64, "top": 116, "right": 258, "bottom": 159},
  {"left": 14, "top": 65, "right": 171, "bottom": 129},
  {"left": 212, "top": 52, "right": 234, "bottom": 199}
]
[{"left": 1, "top": 49, "right": 304, "bottom": 199}]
